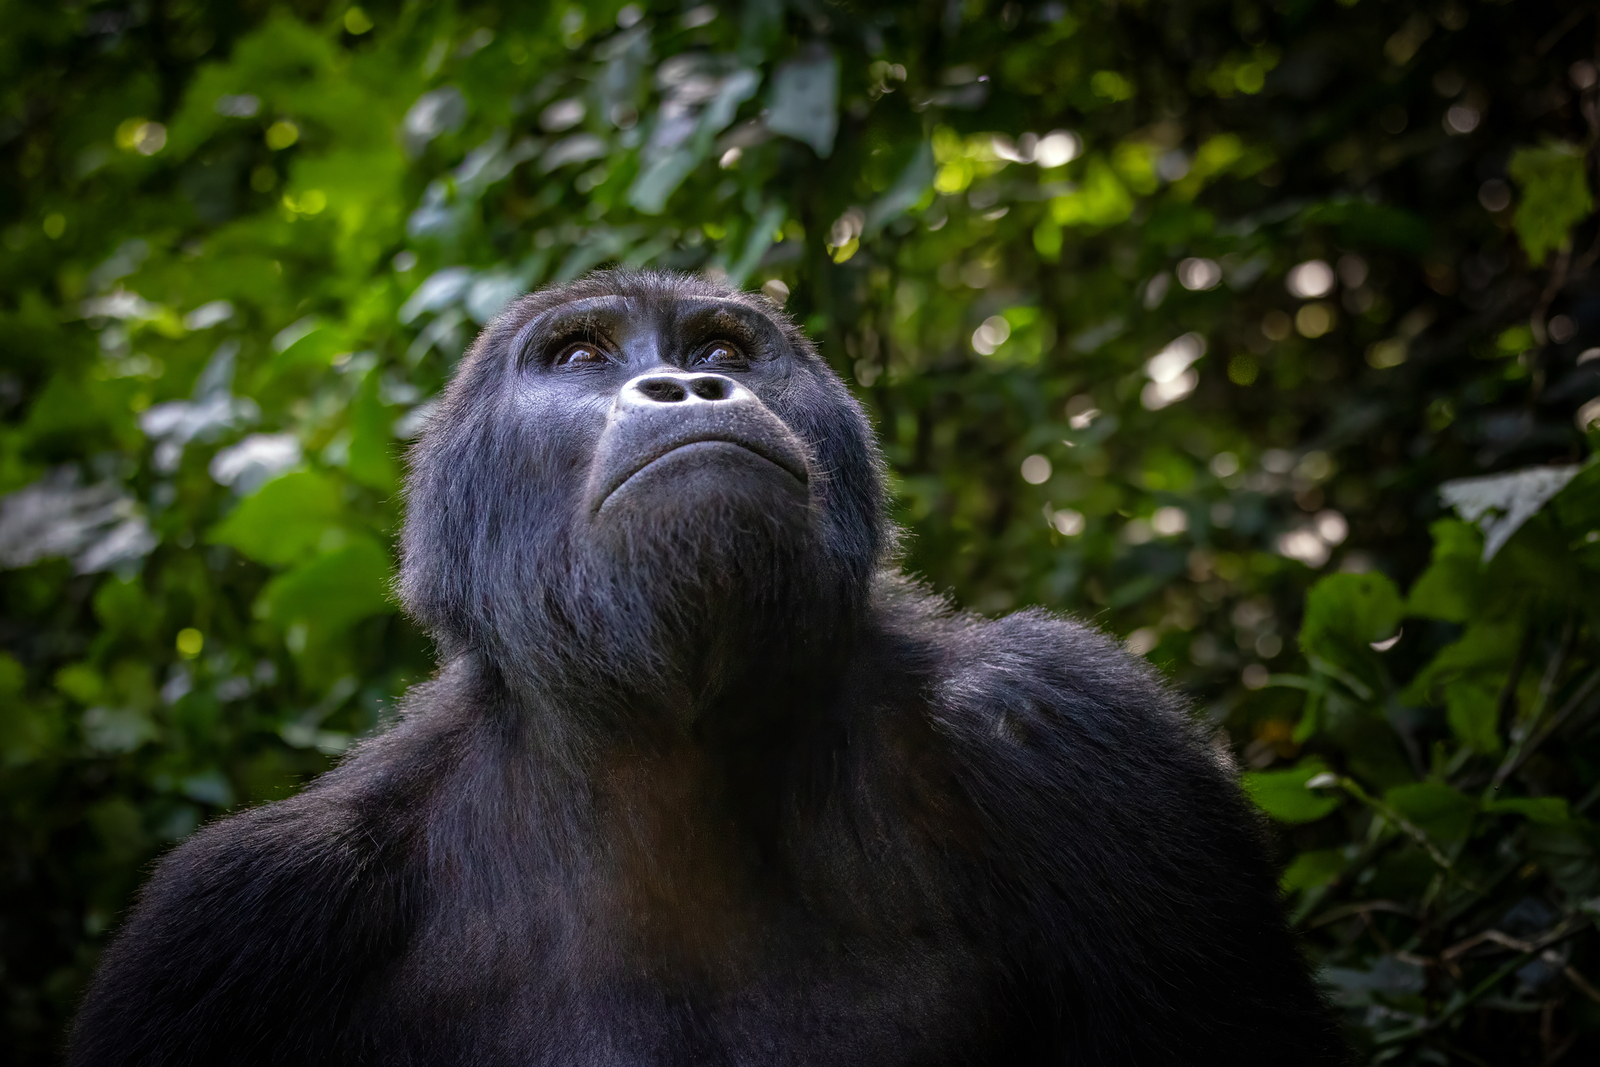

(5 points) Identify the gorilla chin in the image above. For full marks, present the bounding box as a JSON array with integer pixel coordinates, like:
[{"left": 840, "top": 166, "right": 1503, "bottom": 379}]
[{"left": 584, "top": 433, "right": 829, "bottom": 709}]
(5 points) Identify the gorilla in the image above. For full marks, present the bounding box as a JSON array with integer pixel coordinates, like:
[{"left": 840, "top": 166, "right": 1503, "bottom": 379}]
[{"left": 69, "top": 271, "right": 1347, "bottom": 1065}]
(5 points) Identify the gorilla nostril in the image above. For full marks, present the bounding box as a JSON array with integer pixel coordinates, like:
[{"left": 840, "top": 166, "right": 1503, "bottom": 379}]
[
  {"left": 637, "top": 379, "right": 688, "bottom": 403},
  {"left": 689, "top": 377, "right": 730, "bottom": 401}
]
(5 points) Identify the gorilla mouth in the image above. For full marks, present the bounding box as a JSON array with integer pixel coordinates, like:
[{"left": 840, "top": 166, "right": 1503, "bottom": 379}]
[{"left": 594, "top": 436, "right": 810, "bottom": 513}]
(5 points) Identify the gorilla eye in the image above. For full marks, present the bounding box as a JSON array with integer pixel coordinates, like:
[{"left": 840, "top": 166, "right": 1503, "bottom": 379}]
[
  {"left": 696, "top": 342, "right": 748, "bottom": 368},
  {"left": 555, "top": 342, "right": 609, "bottom": 366}
]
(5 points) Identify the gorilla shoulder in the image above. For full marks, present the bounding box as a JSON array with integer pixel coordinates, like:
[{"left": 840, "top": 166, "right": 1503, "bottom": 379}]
[
  {"left": 877, "top": 593, "right": 1236, "bottom": 845},
  {"left": 873, "top": 584, "right": 1198, "bottom": 758}
]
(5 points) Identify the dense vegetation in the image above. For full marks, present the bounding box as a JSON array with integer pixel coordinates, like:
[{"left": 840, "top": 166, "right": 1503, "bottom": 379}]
[{"left": 2, "top": 1, "right": 1597, "bottom": 1062}]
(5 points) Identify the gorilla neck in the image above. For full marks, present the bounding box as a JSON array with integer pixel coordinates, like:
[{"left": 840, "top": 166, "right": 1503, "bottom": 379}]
[
  {"left": 563, "top": 505, "right": 857, "bottom": 723},
  {"left": 485, "top": 608, "right": 851, "bottom": 822},
  {"left": 487, "top": 541, "right": 861, "bottom": 753},
  {"left": 595, "top": 586, "right": 855, "bottom": 735}
]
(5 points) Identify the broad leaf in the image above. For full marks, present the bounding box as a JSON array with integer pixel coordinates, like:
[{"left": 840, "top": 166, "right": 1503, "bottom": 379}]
[
  {"left": 1243, "top": 759, "right": 1342, "bottom": 824},
  {"left": 1299, "top": 572, "right": 1402, "bottom": 675}
]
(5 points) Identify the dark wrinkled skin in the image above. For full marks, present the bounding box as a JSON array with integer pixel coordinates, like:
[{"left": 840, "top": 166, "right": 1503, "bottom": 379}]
[{"left": 67, "top": 271, "right": 1349, "bottom": 1066}]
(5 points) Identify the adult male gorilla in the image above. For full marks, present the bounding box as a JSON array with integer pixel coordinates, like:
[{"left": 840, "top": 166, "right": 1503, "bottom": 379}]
[{"left": 70, "top": 271, "right": 1347, "bottom": 1065}]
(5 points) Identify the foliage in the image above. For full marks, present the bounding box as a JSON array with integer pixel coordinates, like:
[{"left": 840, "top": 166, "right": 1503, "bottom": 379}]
[
  {"left": 1251, "top": 467, "right": 1600, "bottom": 1060},
  {"left": 1511, "top": 143, "right": 1594, "bottom": 268},
  {"left": 1, "top": 1, "right": 1597, "bottom": 1062}
]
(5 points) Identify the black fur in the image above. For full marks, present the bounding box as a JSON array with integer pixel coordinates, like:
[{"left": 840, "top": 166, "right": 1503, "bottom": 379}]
[{"left": 68, "top": 271, "right": 1348, "bottom": 1065}]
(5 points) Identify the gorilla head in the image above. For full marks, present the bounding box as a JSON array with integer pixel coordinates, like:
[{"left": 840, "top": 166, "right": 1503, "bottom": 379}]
[{"left": 400, "top": 271, "right": 887, "bottom": 725}]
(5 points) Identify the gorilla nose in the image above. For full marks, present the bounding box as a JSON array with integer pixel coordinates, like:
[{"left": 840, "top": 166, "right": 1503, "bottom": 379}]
[{"left": 621, "top": 372, "right": 749, "bottom": 408}]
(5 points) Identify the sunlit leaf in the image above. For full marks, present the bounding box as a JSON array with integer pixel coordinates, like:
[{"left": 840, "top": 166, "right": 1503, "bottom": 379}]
[
  {"left": 209, "top": 470, "right": 348, "bottom": 567},
  {"left": 1049, "top": 158, "right": 1133, "bottom": 228},
  {"left": 259, "top": 535, "right": 395, "bottom": 635},
  {"left": 1439, "top": 465, "right": 1580, "bottom": 561},
  {"left": 1509, "top": 142, "right": 1594, "bottom": 266}
]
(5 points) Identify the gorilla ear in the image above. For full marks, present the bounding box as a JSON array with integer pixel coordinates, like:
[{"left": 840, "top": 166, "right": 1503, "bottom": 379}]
[
  {"left": 396, "top": 450, "right": 463, "bottom": 651},
  {"left": 394, "top": 298, "right": 536, "bottom": 652},
  {"left": 396, "top": 391, "right": 495, "bottom": 655}
]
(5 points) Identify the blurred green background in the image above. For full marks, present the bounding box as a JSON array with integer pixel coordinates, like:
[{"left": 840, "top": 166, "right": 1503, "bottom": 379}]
[{"left": 3, "top": 1, "right": 1599, "bottom": 1062}]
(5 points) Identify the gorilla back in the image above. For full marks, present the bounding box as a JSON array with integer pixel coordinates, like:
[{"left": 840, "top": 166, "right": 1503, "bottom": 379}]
[{"left": 68, "top": 271, "right": 1347, "bottom": 1066}]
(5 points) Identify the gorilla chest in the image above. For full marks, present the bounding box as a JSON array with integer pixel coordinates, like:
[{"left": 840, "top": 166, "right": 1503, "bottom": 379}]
[
  {"left": 370, "top": 728, "right": 1001, "bottom": 1062},
  {"left": 386, "top": 911, "right": 993, "bottom": 1066},
  {"left": 380, "top": 895, "right": 992, "bottom": 1067},
  {"left": 380, "top": 828, "right": 997, "bottom": 1065}
]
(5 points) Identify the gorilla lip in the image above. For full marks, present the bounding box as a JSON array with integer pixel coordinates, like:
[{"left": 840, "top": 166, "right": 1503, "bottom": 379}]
[{"left": 594, "top": 435, "right": 810, "bottom": 513}]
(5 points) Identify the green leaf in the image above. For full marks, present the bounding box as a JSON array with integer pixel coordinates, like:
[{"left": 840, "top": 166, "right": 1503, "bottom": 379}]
[
  {"left": 1405, "top": 520, "right": 1486, "bottom": 622},
  {"left": 1439, "top": 465, "right": 1581, "bottom": 561},
  {"left": 87, "top": 797, "right": 147, "bottom": 861},
  {"left": 726, "top": 203, "right": 786, "bottom": 289},
  {"left": 1143, "top": 200, "right": 1215, "bottom": 244},
  {"left": 1384, "top": 782, "right": 1475, "bottom": 843},
  {"left": 1048, "top": 157, "right": 1133, "bottom": 228},
  {"left": 92, "top": 576, "right": 158, "bottom": 639},
  {"left": 1526, "top": 822, "right": 1600, "bottom": 896},
  {"left": 1443, "top": 679, "right": 1502, "bottom": 755},
  {"left": 0, "top": 653, "right": 59, "bottom": 767},
  {"left": 271, "top": 318, "right": 349, "bottom": 369},
  {"left": 1321, "top": 689, "right": 1416, "bottom": 790},
  {"left": 1242, "top": 758, "right": 1342, "bottom": 824},
  {"left": 1547, "top": 459, "right": 1600, "bottom": 540},
  {"left": 554, "top": 227, "right": 644, "bottom": 284},
  {"left": 347, "top": 373, "right": 399, "bottom": 493},
  {"left": 1032, "top": 218, "right": 1063, "bottom": 261},
  {"left": 54, "top": 663, "right": 104, "bottom": 705},
  {"left": 1509, "top": 142, "right": 1594, "bottom": 266},
  {"left": 0, "top": 654, "right": 23, "bottom": 700},
  {"left": 1298, "top": 572, "right": 1403, "bottom": 674},
  {"left": 258, "top": 536, "right": 395, "bottom": 635},
  {"left": 1302, "top": 199, "right": 1431, "bottom": 253},
  {"left": 1282, "top": 848, "right": 1346, "bottom": 893},
  {"left": 1401, "top": 622, "right": 1519, "bottom": 706},
  {"left": 863, "top": 142, "right": 935, "bottom": 238},
  {"left": 209, "top": 470, "right": 347, "bottom": 567},
  {"left": 1485, "top": 796, "right": 1570, "bottom": 824},
  {"left": 629, "top": 69, "right": 759, "bottom": 215}
]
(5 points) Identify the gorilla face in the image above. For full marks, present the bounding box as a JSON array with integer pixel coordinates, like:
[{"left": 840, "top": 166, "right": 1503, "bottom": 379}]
[
  {"left": 401, "top": 272, "right": 886, "bottom": 722},
  {"left": 548, "top": 294, "right": 814, "bottom": 531}
]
